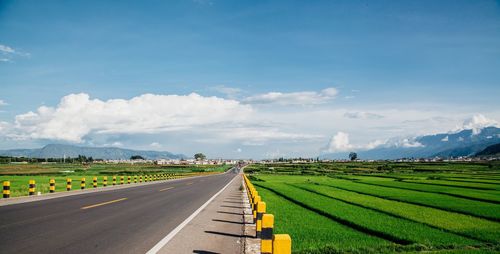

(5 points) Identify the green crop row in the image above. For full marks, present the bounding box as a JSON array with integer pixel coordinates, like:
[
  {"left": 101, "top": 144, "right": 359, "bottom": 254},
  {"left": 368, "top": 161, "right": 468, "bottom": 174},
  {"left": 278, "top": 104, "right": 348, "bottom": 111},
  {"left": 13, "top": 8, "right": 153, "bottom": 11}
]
[
  {"left": 255, "top": 187, "right": 392, "bottom": 253},
  {"left": 323, "top": 177, "right": 500, "bottom": 221},
  {"left": 254, "top": 182, "right": 479, "bottom": 248},
  {"left": 401, "top": 179, "right": 500, "bottom": 191},
  {"left": 351, "top": 177, "right": 500, "bottom": 204},
  {"left": 293, "top": 182, "right": 500, "bottom": 243}
]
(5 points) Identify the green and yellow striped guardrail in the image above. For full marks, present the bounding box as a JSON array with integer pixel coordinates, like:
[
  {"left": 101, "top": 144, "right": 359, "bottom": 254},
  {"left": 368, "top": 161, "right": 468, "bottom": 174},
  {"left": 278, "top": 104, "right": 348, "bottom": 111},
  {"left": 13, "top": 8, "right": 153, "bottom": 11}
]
[
  {"left": 1, "top": 171, "right": 218, "bottom": 199},
  {"left": 243, "top": 174, "right": 291, "bottom": 254}
]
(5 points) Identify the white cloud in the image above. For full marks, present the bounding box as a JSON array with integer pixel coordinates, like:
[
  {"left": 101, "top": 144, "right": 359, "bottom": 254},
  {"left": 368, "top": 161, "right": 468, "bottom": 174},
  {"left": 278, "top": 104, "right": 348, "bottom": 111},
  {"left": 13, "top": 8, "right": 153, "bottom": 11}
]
[
  {"left": 0, "top": 44, "right": 15, "bottom": 54},
  {"left": 150, "top": 142, "right": 161, "bottom": 148},
  {"left": 0, "top": 100, "right": 7, "bottom": 106},
  {"left": 211, "top": 85, "right": 242, "bottom": 98},
  {"left": 323, "top": 131, "right": 353, "bottom": 153},
  {"left": 243, "top": 87, "right": 338, "bottom": 105},
  {"left": 441, "top": 135, "right": 449, "bottom": 142},
  {"left": 344, "top": 111, "right": 384, "bottom": 119},
  {"left": 8, "top": 93, "right": 253, "bottom": 142},
  {"left": 459, "top": 114, "right": 498, "bottom": 135},
  {"left": 397, "top": 138, "right": 424, "bottom": 148},
  {"left": 236, "top": 148, "right": 242, "bottom": 153},
  {"left": 0, "top": 44, "right": 30, "bottom": 62},
  {"left": 104, "top": 142, "right": 123, "bottom": 147}
]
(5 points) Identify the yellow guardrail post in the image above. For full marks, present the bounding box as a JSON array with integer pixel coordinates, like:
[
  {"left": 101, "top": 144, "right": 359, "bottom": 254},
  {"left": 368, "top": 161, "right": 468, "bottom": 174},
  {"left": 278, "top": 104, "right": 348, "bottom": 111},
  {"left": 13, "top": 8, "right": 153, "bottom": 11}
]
[
  {"left": 273, "top": 234, "right": 291, "bottom": 254},
  {"left": 3, "top": 181, "right": 10, "bottom": 198},
  {"left": 103, "top": 176, "right": 108, "bottom": 187},
  {"left": 256, "top": 201, "right": 266, "bottom": 237},
  {"left": 261, "top": 214, "right": 274, "bottom": 254},
  {"left": 253, "top": 196, "right": 261, "bottom": 223},
  {"left": 29, "top": 180, "right": 36, "bottom": 195},
  {"left": 49, "top": 179, "right": 55, "bottom": 193},
  {"left": 120, "top": 176, "right": 124, "bottom": 185},
  {"left": 93, "top": 177, "right": 97, "bottom": 188},
  {"left": 134, "top": 175, "right": 137, "bottom": 183},
  {"left": 81, "top": 178, "right": 85, "bottom": 190},
  {"left": 113, "top": 176, "right": 117, "bottom": 185},
  {"left": 139, "top": 175, "right": 142, "bottom": 183},
  {"left": 127, "top": 176, "right": 131, "bottom": 184},
  {"left": 66, "top": 178, "right": 72, "bottom": 191}
]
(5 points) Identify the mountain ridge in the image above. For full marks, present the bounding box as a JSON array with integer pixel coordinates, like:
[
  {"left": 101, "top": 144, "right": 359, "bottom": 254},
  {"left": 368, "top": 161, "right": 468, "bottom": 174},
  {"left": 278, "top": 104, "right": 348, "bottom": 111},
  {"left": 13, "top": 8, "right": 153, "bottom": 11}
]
[
  {"left": 321, "top": 126, "right": 500, "bottom": 160},
  {"left": 0, "top": 144, "right": 186, "bottom": 160}
]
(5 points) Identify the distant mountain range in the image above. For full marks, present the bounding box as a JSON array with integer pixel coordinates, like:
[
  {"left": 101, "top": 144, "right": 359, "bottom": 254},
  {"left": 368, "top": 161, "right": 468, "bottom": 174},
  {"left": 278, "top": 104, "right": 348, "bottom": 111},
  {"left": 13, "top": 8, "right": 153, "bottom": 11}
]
[
  {"left": 0, "top": 144, "right": 186, "bottom": 160},
  {"left": 321, "top": 126, "right": 500, "bottom": 160},
  {"left": 475, "top": 143, "right": 500, "bottom": 157}
]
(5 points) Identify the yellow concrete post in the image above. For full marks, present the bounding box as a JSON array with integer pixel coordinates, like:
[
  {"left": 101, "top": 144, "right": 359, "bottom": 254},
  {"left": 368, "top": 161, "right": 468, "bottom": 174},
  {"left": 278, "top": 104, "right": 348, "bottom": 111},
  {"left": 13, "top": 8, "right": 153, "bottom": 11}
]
[
  {"left": 253, "top": 196, "right": 261, "bottom": 223},
  {"left": 273, "top": 234, "right": 291, "bottom": 254},
  {"left": 3, "top": 181, "right": 10, "bottom": 198},
  {"left": 261, "top": 214, "right": 274, "bottom": 254},
  {"left": 49, "top": 179, "right": 56, "bottom": 193},
  {"left": 256, "top": 201, "right": 266, "bottom": 238},
  {"left": 28, "top": 180, "right": 36, "bottom": 195}
]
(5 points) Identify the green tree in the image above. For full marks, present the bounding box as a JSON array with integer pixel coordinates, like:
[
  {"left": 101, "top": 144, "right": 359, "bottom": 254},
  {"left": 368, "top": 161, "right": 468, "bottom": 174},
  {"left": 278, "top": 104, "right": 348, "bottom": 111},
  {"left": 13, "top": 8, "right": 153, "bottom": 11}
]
[
  {"left": 130, "top": 155, "right": 145, "bottom": 160},
  {"left": 349, "top": 152, "right": 358, "bottom": 161},
  {"left": 194, "top": 153, "right": 206, "bottom": 160}
]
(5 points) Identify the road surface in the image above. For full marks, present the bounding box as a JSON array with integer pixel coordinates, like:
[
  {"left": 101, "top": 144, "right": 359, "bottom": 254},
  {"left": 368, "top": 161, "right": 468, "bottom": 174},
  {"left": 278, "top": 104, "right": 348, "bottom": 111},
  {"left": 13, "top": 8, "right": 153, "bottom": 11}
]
[{"left": 0, "top": 168, "right": 239, "bottom": 254}]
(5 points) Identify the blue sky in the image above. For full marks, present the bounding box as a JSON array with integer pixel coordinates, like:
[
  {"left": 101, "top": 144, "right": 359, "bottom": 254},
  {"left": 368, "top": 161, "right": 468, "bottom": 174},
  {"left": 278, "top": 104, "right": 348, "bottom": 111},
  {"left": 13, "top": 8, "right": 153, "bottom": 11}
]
[{"left": 1, "top": 0, "right": 499, "bottom": 158}]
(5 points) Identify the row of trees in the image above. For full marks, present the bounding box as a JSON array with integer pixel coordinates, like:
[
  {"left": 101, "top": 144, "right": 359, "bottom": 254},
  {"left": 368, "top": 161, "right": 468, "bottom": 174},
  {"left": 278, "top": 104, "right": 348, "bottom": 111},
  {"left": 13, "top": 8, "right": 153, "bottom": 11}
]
[{"left": 0, "top": 155, "right": 94, "bottom": 164}]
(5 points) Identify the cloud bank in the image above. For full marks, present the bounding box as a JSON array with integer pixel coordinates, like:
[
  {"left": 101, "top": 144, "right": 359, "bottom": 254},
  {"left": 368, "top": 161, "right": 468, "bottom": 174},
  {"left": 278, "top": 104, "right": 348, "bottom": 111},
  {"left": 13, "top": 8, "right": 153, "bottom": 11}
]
[
  {"left": 7, "top": 93, "right": 252, "bottom": 142},
  {"left": 243, "top": 87, "right": 338, "bottom": 105}
]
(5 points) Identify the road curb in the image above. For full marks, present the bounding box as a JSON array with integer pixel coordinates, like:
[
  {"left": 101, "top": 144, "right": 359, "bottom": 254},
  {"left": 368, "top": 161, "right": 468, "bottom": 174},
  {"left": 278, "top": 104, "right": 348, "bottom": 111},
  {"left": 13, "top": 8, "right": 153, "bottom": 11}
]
[{"left": 242, "top": 177, "right": 260, "bottom": 254}]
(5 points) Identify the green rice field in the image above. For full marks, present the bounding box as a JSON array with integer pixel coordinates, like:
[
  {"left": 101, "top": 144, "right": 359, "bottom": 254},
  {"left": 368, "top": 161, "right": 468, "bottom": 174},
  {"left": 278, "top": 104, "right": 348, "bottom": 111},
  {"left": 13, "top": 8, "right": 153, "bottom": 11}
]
[{"left": 246, "top": 162, "right": 500, "bottom": 253}]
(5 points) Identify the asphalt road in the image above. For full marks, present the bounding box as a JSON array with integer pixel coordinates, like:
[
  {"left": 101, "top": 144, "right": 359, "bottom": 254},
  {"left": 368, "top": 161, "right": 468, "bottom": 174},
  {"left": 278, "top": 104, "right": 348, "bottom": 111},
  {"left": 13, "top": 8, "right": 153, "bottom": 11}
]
[{"left": 0, "top": 168, "right": 239, "bottom": 254}]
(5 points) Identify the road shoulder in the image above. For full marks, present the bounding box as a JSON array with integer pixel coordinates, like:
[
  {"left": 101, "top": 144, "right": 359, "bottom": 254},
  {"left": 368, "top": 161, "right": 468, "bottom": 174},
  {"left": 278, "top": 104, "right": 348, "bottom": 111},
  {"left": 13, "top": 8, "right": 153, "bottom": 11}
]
[{"left": 157, "top": 174, "right": 246, "bottom": 254}]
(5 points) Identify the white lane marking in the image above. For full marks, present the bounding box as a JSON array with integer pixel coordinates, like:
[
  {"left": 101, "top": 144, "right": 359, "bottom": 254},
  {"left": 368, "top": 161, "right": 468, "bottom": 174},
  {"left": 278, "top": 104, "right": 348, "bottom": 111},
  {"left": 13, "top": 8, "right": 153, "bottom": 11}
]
[{"left": 146, "top": 175, "right": 238, "bottom": 254}]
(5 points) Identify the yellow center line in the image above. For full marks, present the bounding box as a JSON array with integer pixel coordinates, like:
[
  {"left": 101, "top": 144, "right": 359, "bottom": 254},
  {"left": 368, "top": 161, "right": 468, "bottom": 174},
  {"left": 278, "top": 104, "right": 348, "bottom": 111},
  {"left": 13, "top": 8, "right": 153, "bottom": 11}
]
[
  {"left": 159, "top": 187, "right": 174, "bottom": 192},
  {"left": 81, "top": 198, "right": 128, "bottom": 210},
  {"left": 186, "top": 182, "right": 193, "bottom": 185}
]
